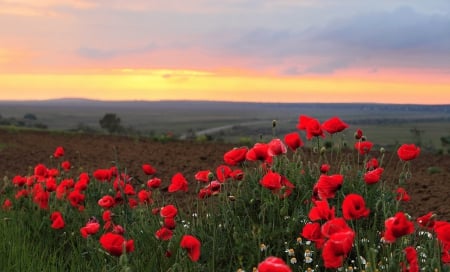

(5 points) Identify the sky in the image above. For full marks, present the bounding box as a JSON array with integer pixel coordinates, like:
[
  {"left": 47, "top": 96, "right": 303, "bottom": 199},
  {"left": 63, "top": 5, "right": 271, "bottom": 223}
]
[{"left": 0, "top": 0, "right": 449, "bottom": 104}]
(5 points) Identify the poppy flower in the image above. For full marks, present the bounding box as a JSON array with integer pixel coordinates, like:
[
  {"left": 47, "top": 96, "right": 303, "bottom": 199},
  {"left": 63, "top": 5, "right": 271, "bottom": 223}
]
[
  {"left": 402, "top": 246, "right": 419, "bottom": 272},
  {"left": 354, "top": 128, "right": 363, "bottom": 140},
  {"left": 320, "top": 164, "right": 330, "bottom": 174},
  {"left": 147, "top": 177, "right": 161, "bottom": 189},
  {"left": 99, "top": 232, "right": 134, "bottom": 256},
  {"left": 260, "top": 170, "right": 282, "bottom": 191},
  {"left": 322, "top": 116, "right": 349, "bottom": 135},
  {"left": 365, "top": 157, "right": 379, "bottom": 170},
  {"left": 137, "top": 189, "right": 152, "bottom": 204},
  {"left": 284, "top": 132, "right": 303, "bottom": 151},
  {"left": 2, "top": 198, "right": 12, "bottom": 210},
  {"left": 257, "top": 256, "right": 292, "bottom": 272},
  {"left": 397, "top": 144, "right": 420, "bottom": 161},
  {"left": 61, "top": 161, "right": 71, "bottom": 171},
  {"left": 155, "top": 227, "right": 173, "bottom": 241},
  {"left": 12, "top": 175, "right": 27, "bottom": 187},
  {"left": 341, "top": 194, "right": 370, "bottom": 220},
  {"left": 301, "top": 222, "right": 325, "bottom": 249},
  {"left": 396, "top": 187, "right": 411, "bottom": 202},
  {"left": 45, "top": 177, "right": 57, "bottom": 192},
  {"left": 198, "top": 180, "right": 222, "bottom": 199},
  {"left": 68, "top": 189, "right": 85, "bottom": 208},
  {"left": 246, "top": 143, "right": 272, "bottom": 163},
  {"left": 53, "top": 146, "right": 65, "bottom": 158},
  {"left": 230, "top": 169, "right": 244, "bottom": 181},
  {"left": 103, "top": 210, "right": 112, "bottom": 221},
  {"left": 160, "top": 204, "right": 178, "bottom": 218},
  {"left": 168, "top": 173, "right": 188, "bottom": 193},
  {"left": 194, "top": 170, "right": 212, "bottom": 182},
  {"left": 314, "top": 174, "right": 344, "bottom": 200},
  {"left": 223, "top": 147, "right": 248, "bottom": 166},
  {"left": 98, "top": 195, "right": 115, "bottom": 209},
  {"left": 142, "top": 164, "right": 156, "bottom": 175},
  {"left": 80, "top": 222, "right": 100, "bottom": 238},
  {"left": 93, "top": 169, "right": 112, "bottom": 182},
  {"left": 363, "top": 168, "right": 384, "bottom": 185},
  {"left": 50, "top": 211, "right": 65, "bottom": 229},
  {"left": 322, "top": 230, "right": 355, "bottom": 269},
  {"left": 308, "top": 200, "right": 335, "bottom": 221},
  {"left": 216, "top": 165, "right": 232, "bottom": 183},
  {"left": 34, "top": 164, "right": 48, "bottom": 178},
  {"left": 416, "top": 212, "right": 436, "bottom": 229},
  {"left": 383, "top": 212, "right": 414, "bottom": 243},
  {"left": 354, "top": 141, "right": 373, "bottom": 155},
  {"left": 74, "top": 178, "right": 89, "bottom": 191},
  {"left": 268, "top": 138, "right": 287, "bottom": 157},
  {"left": 33, "top": 189, "right": 49, "bottom": 209},
  {"left": 305, "top": 118, "right": 325, "bottom": 140},
  {"left": 163, "top": 217, "right": 176, "bottom": 229},
  {"left": 180, "top": 235, "right": 201, "bottom": 262},
  {"left": 296, "top": 115, "right": 314, "bottom": 130},
  {"left": 321, "top": 218, "right": 353, "bottom": 239}
]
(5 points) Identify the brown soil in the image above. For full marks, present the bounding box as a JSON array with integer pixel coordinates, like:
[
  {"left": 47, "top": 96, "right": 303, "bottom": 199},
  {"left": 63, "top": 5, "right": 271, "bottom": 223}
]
[{"left": 0, "top": 129, "right": 449, "bottom": 221}]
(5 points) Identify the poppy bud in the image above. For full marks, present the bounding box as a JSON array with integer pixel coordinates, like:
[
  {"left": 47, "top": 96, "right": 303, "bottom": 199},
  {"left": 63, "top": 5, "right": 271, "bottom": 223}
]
[
  {"left": 361, "top": 136, "right": 367, "bottom": 141},
  {"left": 207, "top": 172, "right": 215, "bottom": 182},
  {"left": 272, "top": 120, "right": 277, "bottom": 128},
  {"left": 380, "top": 147, "right": 385, "bottom": 153}
]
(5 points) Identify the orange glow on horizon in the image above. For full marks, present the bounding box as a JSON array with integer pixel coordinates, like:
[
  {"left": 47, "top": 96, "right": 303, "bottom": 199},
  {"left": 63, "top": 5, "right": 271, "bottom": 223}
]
[{"left": 0, "top": 68, "right": 449, "bottom": 104}]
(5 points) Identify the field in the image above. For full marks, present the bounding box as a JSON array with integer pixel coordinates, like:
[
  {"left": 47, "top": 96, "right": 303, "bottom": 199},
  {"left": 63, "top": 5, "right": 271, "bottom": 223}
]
[{"left": 0, "top": 101, "right": 449, "bottom": 271}]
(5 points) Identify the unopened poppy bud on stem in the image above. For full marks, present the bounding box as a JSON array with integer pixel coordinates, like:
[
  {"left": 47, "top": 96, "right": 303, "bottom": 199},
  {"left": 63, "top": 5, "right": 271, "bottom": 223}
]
[{"left": 272, "top": 120, "right": 277, "bottom": 128}]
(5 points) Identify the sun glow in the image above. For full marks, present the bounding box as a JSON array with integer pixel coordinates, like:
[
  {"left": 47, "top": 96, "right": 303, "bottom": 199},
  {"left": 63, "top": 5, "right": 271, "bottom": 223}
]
[{"left": 0, "top": 68, "right": 449, "bottom": 104}]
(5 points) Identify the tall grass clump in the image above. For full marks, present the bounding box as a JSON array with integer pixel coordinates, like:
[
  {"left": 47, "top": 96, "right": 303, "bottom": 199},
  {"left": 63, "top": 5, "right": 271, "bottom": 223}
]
[{"left": 1, "top": 114, "right": 449, "bottom": 271}]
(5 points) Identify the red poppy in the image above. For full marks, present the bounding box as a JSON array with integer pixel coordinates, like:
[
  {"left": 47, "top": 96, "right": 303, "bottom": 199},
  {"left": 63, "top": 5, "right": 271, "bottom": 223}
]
[
  {"left": 155, "top": 227, "right": 173, "bottom": 241},
  {"left": 301, "top": 222, "right": 325, "bottom": 249},
  {"left": 168, "top": 173, "right": 188, "bottom": 193},
  {"left": 160, "top": 204, "right": 178, "bottom": 218},
  {"left": 296, "top": 115, "right": 314, "bottom": 130},
  {"left": 308, "top": 200, "right": 335, "bottom": 221},
  {"left": 416, "top": 212, "right": 436, "bottom": 229},
  {"left": 354, "top": 141, "right": 373, "bottom": 155},
  {"left": 68, "top": 189, "right": 85, "bottom": 208},
  {"left": 257, "top": 256, "right": 292, "bottom": 272},
  {"left": 163, "top": 217, "right": 176, "bottom": 229},
  {"left": 322, "top": 116, "right": 349, "bottom": 134},
  {"left": 322, "top": 230, "right": 355, "bottom": 269},
  {"left": 74, "top": 178, "right": 89, "bottom": 191},
  {"left": 246, "top": 142, "right": 272, "bottom": 163},
  {"left": 137, "top": 189, "right": 152, "bottom": 204},
  {"left": 45, "top": 177, "right": 57, "bottom": 192},
  {"left": 363, "top": 168, "right": 384, "bottom": 185},
  {"left": 103, "top": 210, "right": 112, "bottom": 221},
  {"left": 98, "top": 195, "right": 115, "bottom": 209},
  {"left": 268, "top": 138, "right": 287, "bottom": 157},
  {"left": 198, "top": 180, "right": 222, "bottom": 199},
  {"left": 61, "top": 161, "right": 71, "bottom": 171},
  {"left": 2, "top": 198, "right": 12, "bottom": 210},
  {"left": 123, "top": 184, "right": 135, "bottom": 195},
  {"left": 320, "top": 164, "right": 330, "bottom": 174},
  {"left": 383, "top": 212, "right": 414, "bottom": 243},
  {"left": 397, "top": 144, "right": 421, "bottom": 161},
  {"left": 230, "top": 169, "right": 244, "bottom": 181},
  {"left": 402, "top": 246, "right": 419, "bottom": 272},
  {"left": 180, "top": 235, "right": 201, "bottom": 262},
  {"left": 147, "top": 177, "right": 161, "bottom": 189},
  {"left": 283, "top": 133, "right": 303, "bottom": 153},
  {"left": 314, "top": 174, "right": 343, "bottom": 200},
  {"left": 12, "top": 175, "right": 27, "bottom": 187},
  {"left": 194, "top": 170, "right": 212, "bottom": 182},
  {"left": 223, "top": 147, "right": 248, "bottom": 166},
  {"left": 216, "top": 165, "right": 232, "bottom": 182},
  {"left": 260, "top": 170, "right": 282, "bottom": 191},
  {"left": 434, "top": 222, "right": 450, "bottom": 249},
  {"left": 50, "top": 211, "right": 65, "bottom": 229},
  {"left": 354, "top": 128, "right": 363, "bottom": 140},
  {"left": 142, "top": 164, "right": 156, "bottom": 175},
  {"left": 305, "top": 118, "right": 325, "bottom": 140},
  {"left": 99, "top": 232, "right": 134, "bottom": 256},
  {"left": 53, "top": 146, "right": 65, "bottom": 158},
  {"left": 34, "top": 164, "right": 48, "bottom": 178},
  {"left": 93, "top": 169, "right": 113, "bottom": 182},
  {"left": 396, "top": 187, "right": 411, "bottom": 202},
  {"left": 80, "top": 222, "right": 100, "bottom": 238},
  {"left": 321, "top": 218, "right": 353, "bottom": 239},
  {"left": 342, "top": 194, "right": 370, "bottom": 220},
  {"left": 33, "top": 189, "right": 49, "bottom": 209},
  {"left": 366, "top": 157, "right": 379, "bottom": 170}
]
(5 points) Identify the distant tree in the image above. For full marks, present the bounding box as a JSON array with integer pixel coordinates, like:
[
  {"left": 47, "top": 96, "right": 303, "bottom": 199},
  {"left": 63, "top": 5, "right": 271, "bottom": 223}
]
[
  {"left": 99, "top": 113, "right": 123, "bottom": 134},
  {"left": 23, "top": 113, "right": 37, "bottom": 120}
]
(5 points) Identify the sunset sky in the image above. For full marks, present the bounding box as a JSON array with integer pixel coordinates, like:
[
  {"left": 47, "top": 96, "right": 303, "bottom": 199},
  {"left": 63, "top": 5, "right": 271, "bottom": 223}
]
[{"left": 0, "top": 0, "right": 449, "bottom": 104}]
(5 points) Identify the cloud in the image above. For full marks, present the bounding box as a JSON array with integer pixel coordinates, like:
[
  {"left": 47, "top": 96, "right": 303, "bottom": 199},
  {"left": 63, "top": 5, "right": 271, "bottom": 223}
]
[
  {"left": 76, "top": 43, "right": 157, "bottom": 60},
  {"left": 221, "top": 6, "right": 450, "bottom": 74}
]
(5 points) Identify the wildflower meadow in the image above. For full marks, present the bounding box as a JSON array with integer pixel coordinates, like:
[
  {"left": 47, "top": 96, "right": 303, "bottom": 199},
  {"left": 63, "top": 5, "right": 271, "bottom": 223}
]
[{"left": 1, "top": 114, "right": 449, "bottom": 271}]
